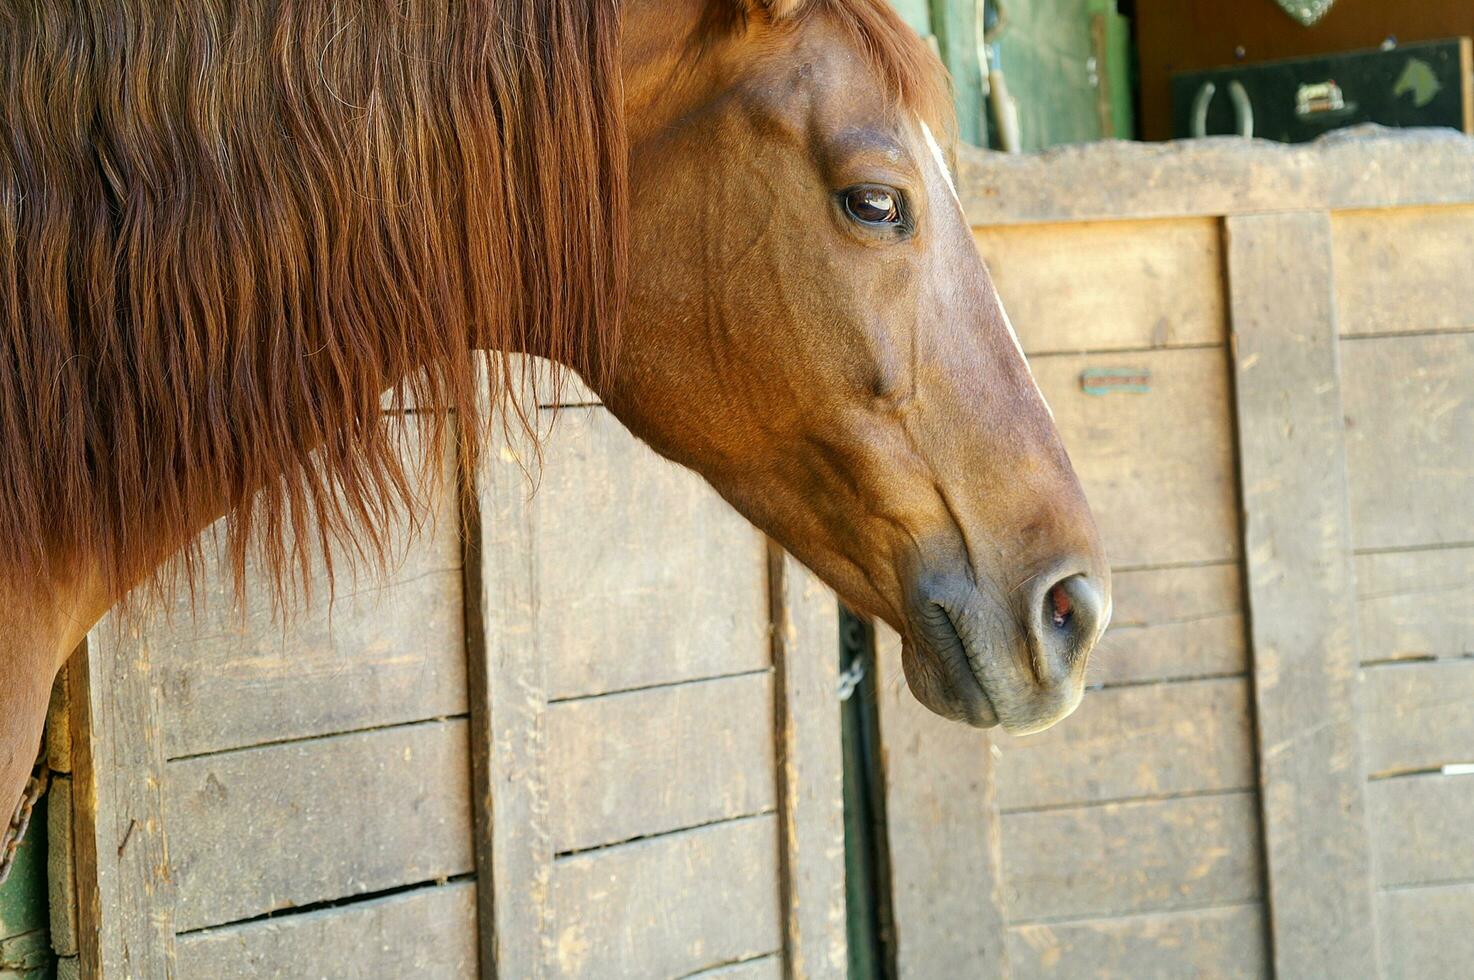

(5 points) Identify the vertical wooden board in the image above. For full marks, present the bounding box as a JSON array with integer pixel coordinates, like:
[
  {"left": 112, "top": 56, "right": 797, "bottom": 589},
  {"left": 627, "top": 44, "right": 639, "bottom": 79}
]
[
  {"left": 1341, "top": 334, "right": 1474, "bottom": 550},
  {"left": 1090, "top": 563, "right": 1247, "bottom": 686},
  {"left": 974, "top": 218, "right": 1225, "bottom": 354},
  {"left": 1362, "top": 660, "right": 1474, "bottom": 777},
  {"left": 1227, "top": 210, "right": 1377, "bottom": 976},
  {"left": 546, "top": 672, "right": 777, "bottom": 854},
  {"left": 463, "top": 389, "right": 554, "bottom": 978},
  {"left": 1332, "top": 205, "right": 1474, "bottom": 336},
  {"left": 534, "top": 407, "right": 770, "bottom": 700},
  {"left": 69, "top": 630, "right": 179, "bottom": 978},
  {"left": 1030, "top": 347, "right": 1240, "bottom": 568},
  {"left": 1367, "top": 775, "right": 1474, "bottom": 888},
  {"left": 1006, "top": 904, "right": 1269, "bottom": 980},
  {"left": 166, "top": 721, "right": 474, "bottom": 933},
  {"left": 1355, "top": 546, "right": 1474, "bottom": 662},
  {"left": 1377, "top": 884, "right": 1474, "bottom": 980},
  {"left": 769, "top": 552, "right": 845, "bottom": 978},
  {"left": 174, "top": 882, "right": 477, "bottom": 980},
  {"left": 1000, "top": 793, "right": 1263, "bottom": 921},
  {"left": 547, "top": 815, "right": 782, "bottom": 978},
  {"left": 874, "top": 626, "right": 1009, "bottom": 979},
  {"left": 994, "top": 678, "right": 1255, "bottom": 811}
]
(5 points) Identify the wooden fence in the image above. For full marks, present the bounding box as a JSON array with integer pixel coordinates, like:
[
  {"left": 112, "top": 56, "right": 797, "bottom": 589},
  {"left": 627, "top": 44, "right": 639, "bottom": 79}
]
[
  {"left": 877, "top": 128, "right": 1474, "bottom": 980},
  {"left": 30, "top": 373, "right": 844, "bottom": 978}
]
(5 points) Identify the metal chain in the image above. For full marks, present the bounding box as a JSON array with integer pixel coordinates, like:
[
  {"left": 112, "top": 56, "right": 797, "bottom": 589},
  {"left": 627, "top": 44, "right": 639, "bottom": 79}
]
[{"left": 0, "top": 744, "right": 50, "bottom": 887}]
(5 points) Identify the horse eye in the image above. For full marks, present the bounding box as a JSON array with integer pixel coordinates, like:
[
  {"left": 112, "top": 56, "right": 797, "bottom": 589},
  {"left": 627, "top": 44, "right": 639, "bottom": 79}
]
[{"left": 842, "top": 185, "right": 902, "bottom": 226}]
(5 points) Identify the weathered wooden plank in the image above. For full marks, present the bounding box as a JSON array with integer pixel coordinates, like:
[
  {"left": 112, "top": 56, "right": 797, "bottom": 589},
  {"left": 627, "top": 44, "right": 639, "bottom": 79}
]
[
  {"left": 688, "top": 954, "right": 783, "bottom": 979},
  {"left": 534, "top": 407, "right": 770, "bottom": 700},
  {"left": 768, "top": 549, "right": 845, "bottom": 979},
  {"left": 47, "top": 778, "right": 76, "bottom": 959},
  {"left": 1378, "top": 883, "right": 1474, "bottom": 980},
  {"left": 1332, "top": 206, "right": 1474, "bottom": 336},
  {"left": 463, "top": 386, "right": 555, "bottom": 979},
  {"left": 1342, "top": 334, "right": 1474, "bottom": 551},
  {"left": 994, "top": 678, "right": 1255, "bottom": 811},
  {"left": 957, "top": 130, "right": 1474, "bottom": 227},
  {"left": 1363, "top": 661, "right": 1474, "bottom": 777},
  {"left": 974, "top": 218, "right": 1224, "bottom": 354},
  {"left": 1368, "top": 774, "right": 1474, "bottom": 888},
  {"left": 1090, "top": 563, "right": 1246, "bottom": 686},
  {"left": 1000, "top": 793, "right": 1262, "bottom": 922},
  {"left": 1356, "top": 546, "right": 1474, "bottom": 662},
  {"left": 548, "top": 815, "right": 782, "bottom": 979},
  {"left": 174, "top": 881, "right": 477, "bottom": 980},
  {"left": 874, "top": 626, "right": 1009, "bottom": 978},
  {"left": 157, "top": 570, "right": 465, "bottom": 760},
  {"left": 147, "top": 425, "right": 463, "bottom": 758},
  {"left": 166, "top": 720, "right": 474, "bottom": 933},
  {"left": 1227, "top": 209, "right": 1377, "bottom": 976},
  {"left": 1006, "top": 903, "right": 1269, "bottom": 980},
  {"left": 546, "top": 672, "right": 776, "bottom": 854},
  {"left": 1030, "top": 347, "right": 1239, "bottom": 569},
  {"left": 69, "top": 629, "right": 179, "bottom": 977}
]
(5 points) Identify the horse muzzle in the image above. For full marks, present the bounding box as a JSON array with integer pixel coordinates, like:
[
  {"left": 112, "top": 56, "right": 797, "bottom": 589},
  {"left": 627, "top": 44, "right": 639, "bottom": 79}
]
[{"left": 902, "top": 565, "right": 1109, "bottom": 734}]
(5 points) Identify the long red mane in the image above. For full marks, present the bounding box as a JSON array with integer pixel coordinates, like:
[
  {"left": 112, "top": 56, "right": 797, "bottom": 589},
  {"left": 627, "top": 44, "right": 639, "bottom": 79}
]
[{"left": 0, "top": 0, "right": 945, "bottom": 606}]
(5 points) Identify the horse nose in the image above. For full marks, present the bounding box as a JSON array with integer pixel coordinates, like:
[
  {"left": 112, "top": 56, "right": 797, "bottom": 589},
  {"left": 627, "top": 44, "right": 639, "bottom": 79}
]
[{"left": 1026, "top": 571, "right": 1107, "bottom": 688}]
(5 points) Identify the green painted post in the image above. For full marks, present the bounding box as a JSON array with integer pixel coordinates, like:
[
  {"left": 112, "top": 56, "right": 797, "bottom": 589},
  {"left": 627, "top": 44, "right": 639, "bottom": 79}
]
[
  {"left": 0, "top": 797, "right": 53, "bottom": 979},
  {"left": 928, "top": 0, "right": 985, "bottom": 145}
]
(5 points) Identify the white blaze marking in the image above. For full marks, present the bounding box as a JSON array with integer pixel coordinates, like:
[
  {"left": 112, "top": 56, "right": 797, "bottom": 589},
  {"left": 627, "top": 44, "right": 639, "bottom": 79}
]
[
  {"left": 998, "top": 300, "right": 1053, "bottom": 420},
  {"left": 918, "top": 118, "right": 1052, "bottom": 420},
  {"left": 920, "top": 121, "right": 959, "bottom": 204}
]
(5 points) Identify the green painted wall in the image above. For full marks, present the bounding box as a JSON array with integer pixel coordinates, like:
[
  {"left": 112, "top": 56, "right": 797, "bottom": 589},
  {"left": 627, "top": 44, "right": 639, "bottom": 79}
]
[{"left": 0, "top": 798, "right": 53, "bottom": 980}]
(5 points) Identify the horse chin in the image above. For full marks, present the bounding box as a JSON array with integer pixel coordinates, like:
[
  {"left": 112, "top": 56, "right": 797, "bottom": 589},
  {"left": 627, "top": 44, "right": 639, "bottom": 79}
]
[{"left": 900, "top": 629, "right": 1000, "bottom": 730}]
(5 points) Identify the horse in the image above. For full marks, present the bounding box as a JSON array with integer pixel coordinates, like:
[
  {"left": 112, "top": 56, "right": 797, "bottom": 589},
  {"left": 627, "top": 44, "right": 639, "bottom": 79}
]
[{"left": 0, "top": 0, "right": 1109, "bottom": 876}]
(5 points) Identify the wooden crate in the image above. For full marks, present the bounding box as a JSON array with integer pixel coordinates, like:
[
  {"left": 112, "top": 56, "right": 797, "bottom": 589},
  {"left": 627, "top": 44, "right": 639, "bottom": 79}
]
[{"left": 879, "top": 130, "right": 1474, "bottom": 979}]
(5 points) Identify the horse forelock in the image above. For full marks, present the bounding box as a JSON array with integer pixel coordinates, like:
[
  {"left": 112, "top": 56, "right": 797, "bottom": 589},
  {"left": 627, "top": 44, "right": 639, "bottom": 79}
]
[{"left": 0, "top": 2, "right": 626, "bottom": 610}]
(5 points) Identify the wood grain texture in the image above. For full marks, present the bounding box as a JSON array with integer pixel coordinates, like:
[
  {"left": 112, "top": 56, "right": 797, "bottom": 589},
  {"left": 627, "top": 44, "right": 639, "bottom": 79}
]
[
  {"left": 174, "top": 882, "right": 477, "bottom": 980},
  {"left": 1090, "top": 563, "right": 1246, "bottom": 686},
  {"left": 1000, "top": 793, "right": 1263, "bottom": 921},
  {"left": 687, "top": 954, "right": 782, "bottom": 979},
  {"left": 1362, "top": 660, "right": 1474, "bottom": 777},
  {"left": 1342, "top": 333, "right": 1474, "bottom": 551},
  {"left": 994, "top": 678, "right": 1255, "bottom": 811},
  {"left": 1006, "top": 903, "right": 1269, "bottom": 980},
  {"left": 1368, "top": 774, "right": 1474, "bottom": 888},
  {"left": 1355, "top": 546, "right": 1474, "bottom": 662},
  {"left": 548, "top": 815, "right": 782, "bottom": 979},
  {"left": 1333, "top": 205, "right": 1474, "bottom": 336},
  {"left": 69, "top": 630, "right": 179, "bottom": 978},
  {"left": 151, "top": 427, "right": 464, "bottom": 759},
  {"left": 1031, "top": 347, "right": 1239, "bottom": 569},
  {"left": 166, "top": 720, "right": 474, "bottom": 933},
  {"left": 533, "top": 407, "right": 770, "bottom": 700},
  {"left": 1227, "top": 210, "right": 1377, "bottom": 976},
  {"left": 1378, "top": 883, "right": 1474, "bottom": 980},
  {"left": 958, "top": 130, "right": 1474, "bottom": 227},
  {"left": 546, "top": 672, "right": 777, "bottom": 854},
  {"left": 974, "top": 219, "right": 1224, "bottom": 355},
  {"left": 462, "top": 395, "right": 554, "bottom": 979},
  {"left": 874, "top": 626, "right": 1009, "bottom": 979},
  {"left": 768, "top": 550, "right": 845, "bottom": 979}
]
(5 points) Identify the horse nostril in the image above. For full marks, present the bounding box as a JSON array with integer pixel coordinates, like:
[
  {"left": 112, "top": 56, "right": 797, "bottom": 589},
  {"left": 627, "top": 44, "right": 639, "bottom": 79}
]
[
  {"left": 1030, "top": 572, "right": 1105, "bottom": 685},
  {"left": 1048, "top": 582, "right": 1073, "bottom": 629}
]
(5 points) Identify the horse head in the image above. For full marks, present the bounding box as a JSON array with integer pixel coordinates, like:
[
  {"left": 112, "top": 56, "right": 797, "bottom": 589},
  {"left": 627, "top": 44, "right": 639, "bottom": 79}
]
[{"left": 608, "top": 0, "right": 1110, "bottom": 733}]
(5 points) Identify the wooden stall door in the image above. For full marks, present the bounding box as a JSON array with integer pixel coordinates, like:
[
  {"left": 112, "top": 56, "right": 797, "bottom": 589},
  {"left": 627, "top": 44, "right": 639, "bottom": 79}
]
[
  {"left": 464, "top": 369, "right": 846, "bottom": 979},
  {"left": 53, "top": 361, "right": 847, "bottom": 979},
  {"left": 875, "top": 133, "right": 1474, "bottom": 980}
]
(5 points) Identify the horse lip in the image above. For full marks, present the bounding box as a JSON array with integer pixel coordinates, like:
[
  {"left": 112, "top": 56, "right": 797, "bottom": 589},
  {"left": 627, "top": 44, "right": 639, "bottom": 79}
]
[{"left": 920, "top": 601, "right": 999, "bottom": 729}]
